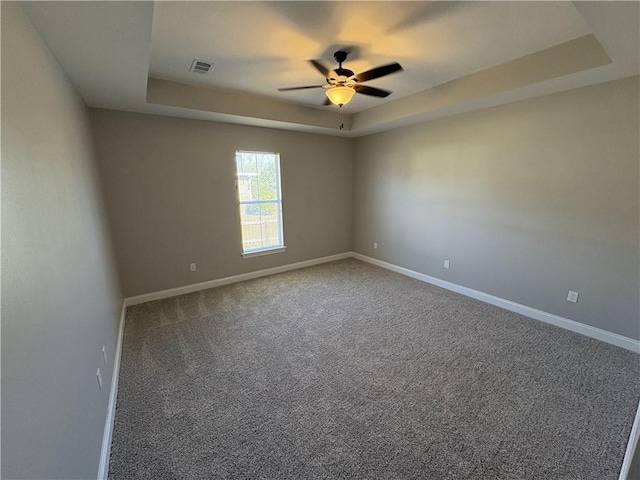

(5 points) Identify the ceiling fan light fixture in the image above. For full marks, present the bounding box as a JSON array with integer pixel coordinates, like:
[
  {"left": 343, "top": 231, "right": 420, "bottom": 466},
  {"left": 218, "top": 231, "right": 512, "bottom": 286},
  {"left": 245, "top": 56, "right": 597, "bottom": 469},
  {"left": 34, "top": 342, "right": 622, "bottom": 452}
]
[{"left": 326, "top": 86, "right": 355, "bottom": 106}]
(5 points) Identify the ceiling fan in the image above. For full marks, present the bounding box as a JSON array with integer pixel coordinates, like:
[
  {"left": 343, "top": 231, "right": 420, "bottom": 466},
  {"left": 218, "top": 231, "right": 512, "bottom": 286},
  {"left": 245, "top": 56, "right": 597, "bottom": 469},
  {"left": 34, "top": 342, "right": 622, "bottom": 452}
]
[{"left": 278, "top": 50, "right": 403, "bottom": 107}]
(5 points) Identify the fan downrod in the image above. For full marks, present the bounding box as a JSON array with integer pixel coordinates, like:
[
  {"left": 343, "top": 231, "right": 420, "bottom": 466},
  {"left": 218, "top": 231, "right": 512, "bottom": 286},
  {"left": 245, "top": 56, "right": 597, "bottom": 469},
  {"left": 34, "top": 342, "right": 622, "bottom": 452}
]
[{"left": 332, "top": 51, "right": 354, "bottom": 79}]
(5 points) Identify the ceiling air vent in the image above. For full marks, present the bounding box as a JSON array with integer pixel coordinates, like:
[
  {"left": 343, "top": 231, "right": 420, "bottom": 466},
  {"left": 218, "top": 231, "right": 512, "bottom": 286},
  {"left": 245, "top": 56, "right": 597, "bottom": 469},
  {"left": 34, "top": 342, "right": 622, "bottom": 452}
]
[{"left": 190, "top": 59, "right": 213, "bottom": 74}]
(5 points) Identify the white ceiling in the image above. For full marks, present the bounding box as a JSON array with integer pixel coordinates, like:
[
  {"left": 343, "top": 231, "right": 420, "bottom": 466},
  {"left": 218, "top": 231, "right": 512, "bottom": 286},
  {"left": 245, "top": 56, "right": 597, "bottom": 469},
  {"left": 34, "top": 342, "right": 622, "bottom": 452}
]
[
  {"left": 149, "top": 1, "right": 590, "bottom": 111},
  {"left": 21, "top": 1, "right": 640, "bottom": 137}
]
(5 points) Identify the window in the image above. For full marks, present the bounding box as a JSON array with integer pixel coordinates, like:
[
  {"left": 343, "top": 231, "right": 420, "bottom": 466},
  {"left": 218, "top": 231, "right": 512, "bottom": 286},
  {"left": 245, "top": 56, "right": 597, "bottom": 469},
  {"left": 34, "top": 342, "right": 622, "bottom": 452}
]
[{"left": 235, "top": 151, "right": 285, "bottom": 257}]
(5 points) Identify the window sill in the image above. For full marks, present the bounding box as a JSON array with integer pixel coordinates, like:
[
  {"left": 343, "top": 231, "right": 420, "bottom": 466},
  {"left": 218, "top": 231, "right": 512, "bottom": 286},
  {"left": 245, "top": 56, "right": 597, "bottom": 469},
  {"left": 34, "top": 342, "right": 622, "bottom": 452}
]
[{"left": 241, "top": 246, "right": 287, "bottom": 259}]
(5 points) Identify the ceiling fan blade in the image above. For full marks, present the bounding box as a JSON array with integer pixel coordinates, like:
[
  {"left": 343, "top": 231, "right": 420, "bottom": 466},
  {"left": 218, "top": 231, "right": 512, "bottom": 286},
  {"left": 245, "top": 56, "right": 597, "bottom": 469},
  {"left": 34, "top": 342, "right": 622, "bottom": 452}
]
[
  {"left": 354, "top": 84, "right": 391, "bottom": 98},
  {"left": 277, "top": 85, "right": 324, "bottom": 91},
  {"left": 355, "top": 62, "right": 403, "bottom": 83},
  {"left": 309, "top": 59, "right": 330, "bottom": 77}
]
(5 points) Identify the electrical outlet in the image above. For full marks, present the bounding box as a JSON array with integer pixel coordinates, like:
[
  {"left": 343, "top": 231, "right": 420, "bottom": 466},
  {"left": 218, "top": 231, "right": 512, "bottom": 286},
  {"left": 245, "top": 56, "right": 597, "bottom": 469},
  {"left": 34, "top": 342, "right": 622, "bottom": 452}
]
[
  {"left": 190, "top": 263, "right": 196, "bottom": 272},
  {"left": 373, "top": 242, "right": 378, "bottom": 250},
  {"left": 101, "top": 346, "right": 107, "bottom": 365},
  {"left": 444, "top": 260, "right": 450, "bottom": 269},
  {"left": 96, "top": 369, "right": 103, "bottom": 391},
  {"left": 567, "top": 291, "right": 579, "bottom": 303}
]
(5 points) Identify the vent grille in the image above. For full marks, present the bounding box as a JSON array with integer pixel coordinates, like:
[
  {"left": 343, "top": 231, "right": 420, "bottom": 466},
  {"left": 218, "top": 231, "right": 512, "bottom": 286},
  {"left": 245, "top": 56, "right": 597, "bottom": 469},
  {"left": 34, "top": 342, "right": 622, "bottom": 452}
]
[{"left": 190, "top": 59, "right": 213, "bottom": 74}]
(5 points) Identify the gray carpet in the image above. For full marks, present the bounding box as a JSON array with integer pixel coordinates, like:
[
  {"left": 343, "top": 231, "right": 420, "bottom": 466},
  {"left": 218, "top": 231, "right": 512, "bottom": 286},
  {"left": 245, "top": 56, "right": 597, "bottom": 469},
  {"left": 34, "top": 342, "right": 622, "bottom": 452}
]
[{"left": 109, "top": 259, "right": 640, "bottom": 479}]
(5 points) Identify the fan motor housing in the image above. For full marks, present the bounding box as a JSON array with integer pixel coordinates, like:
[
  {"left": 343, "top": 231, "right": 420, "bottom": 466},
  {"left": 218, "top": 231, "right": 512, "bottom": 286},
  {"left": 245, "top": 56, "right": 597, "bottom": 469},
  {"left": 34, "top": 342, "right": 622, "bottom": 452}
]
[{"left": 333, "top": 67, "right": 354, "bottom": 78}]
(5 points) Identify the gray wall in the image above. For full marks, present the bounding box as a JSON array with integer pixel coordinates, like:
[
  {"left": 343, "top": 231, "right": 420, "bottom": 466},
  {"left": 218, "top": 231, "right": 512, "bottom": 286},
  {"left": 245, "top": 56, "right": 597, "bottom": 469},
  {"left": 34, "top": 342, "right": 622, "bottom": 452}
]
[
  {"left": 1, "top": 3, "right": 123, "bottom": 479},
  {"left": 353, "top": 76, "right": 640, "bottom": 340},
  {"left": 90, "top": 109, "right": 353, "bottom": 297}
]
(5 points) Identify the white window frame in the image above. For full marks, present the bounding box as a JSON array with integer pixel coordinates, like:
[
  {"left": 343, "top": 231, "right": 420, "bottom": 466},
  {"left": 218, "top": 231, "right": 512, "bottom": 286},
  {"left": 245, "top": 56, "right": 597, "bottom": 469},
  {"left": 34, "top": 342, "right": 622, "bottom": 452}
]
[{"left": 235, "top": 150, "right": 286, "bottom": 258}]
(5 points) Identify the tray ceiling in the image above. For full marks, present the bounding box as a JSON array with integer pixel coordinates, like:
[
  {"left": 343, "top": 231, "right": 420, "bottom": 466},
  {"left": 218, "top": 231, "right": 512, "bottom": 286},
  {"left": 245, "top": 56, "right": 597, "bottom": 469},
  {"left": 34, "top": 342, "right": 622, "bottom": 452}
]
[{"left": 21, "top": 1, "right": 640, "bottom": 137}]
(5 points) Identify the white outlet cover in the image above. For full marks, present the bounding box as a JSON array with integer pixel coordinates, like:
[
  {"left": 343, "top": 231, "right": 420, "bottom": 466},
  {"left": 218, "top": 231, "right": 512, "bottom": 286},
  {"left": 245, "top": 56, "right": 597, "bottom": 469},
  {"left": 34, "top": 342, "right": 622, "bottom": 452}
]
[
  {"left": 373, "top": 242, "right": 378, "bottom": 249},
  {"left": 567, "top": 291, "right": 579, "bottom": 303},
  {"left": 444, "top": 260, "right": 450, "bottom": 269},
  {"left": 190, "top": 263, "right": 196, "bottom": 272}
]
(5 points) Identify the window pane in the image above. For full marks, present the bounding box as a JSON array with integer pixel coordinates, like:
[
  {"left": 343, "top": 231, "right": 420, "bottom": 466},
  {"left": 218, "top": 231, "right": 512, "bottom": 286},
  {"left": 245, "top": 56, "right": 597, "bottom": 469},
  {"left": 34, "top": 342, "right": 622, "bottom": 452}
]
[
  {"left": 235, "top": 151, "right": 283, "bottom": 253},
  {"left": 239, "top": 201, "right": 281, "bottom": 251}
]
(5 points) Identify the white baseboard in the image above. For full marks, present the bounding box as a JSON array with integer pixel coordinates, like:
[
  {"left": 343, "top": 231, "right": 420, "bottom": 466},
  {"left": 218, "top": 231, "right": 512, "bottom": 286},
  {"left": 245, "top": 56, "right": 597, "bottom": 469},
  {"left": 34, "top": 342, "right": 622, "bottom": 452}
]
[
  {"left": 95, "top": 253, "right": 349, "bottom": 478},
  {"left": 353, "top": 253, "right": 640, "bottom": 353},
  {"left": 98, "top": 251, "right": 638, "bottom": 479},
  {"left": 620, "top": 399, "right": 640, "bottom": 480},
  {"left": 125, "top": 252, "right": 353, "bottom": 306},
  {"left": 97, "top": 300, "right": 127, "bottom": 480},
  {"left": 357, "top": 251, "right": 640, "bottom": 480}
]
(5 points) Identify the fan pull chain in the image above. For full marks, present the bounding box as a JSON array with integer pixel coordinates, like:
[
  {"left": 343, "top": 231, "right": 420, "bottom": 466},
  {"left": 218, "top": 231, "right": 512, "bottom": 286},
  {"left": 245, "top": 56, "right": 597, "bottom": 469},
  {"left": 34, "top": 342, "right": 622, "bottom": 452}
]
[{"left": 339, "top": 104, "right": 344, "bottom": 130}]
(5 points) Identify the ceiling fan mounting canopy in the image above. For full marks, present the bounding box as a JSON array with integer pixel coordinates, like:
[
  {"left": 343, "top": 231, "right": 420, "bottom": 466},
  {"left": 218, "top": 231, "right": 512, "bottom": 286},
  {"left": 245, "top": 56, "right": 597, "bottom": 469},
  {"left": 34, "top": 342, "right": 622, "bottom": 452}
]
[
  {"left": 333, "top": 50, "right": 348, "bottom": 64},
  {"left": 278, "top": 49, "right": 404, "bottom": 106}
]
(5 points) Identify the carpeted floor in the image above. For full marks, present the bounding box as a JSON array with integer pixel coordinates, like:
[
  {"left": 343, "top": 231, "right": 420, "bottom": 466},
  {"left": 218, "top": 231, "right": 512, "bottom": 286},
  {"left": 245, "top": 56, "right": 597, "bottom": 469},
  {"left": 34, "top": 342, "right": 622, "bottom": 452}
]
[{"left": 109, "top": 259, "right": 640, "bottom": 479}]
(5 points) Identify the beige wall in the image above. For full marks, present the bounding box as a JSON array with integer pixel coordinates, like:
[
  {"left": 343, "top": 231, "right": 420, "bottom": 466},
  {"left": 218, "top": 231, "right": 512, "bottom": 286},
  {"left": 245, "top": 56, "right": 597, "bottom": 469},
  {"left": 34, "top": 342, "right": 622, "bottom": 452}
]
[
  {"left": 90, "top": 110, "right": 353, "bottom": 297},
  {"left": 353, "top": 76, "right": 640, "bottom": 340},
  {"left": 1, "top": 3, "right": 123, "bottom": 479}
]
